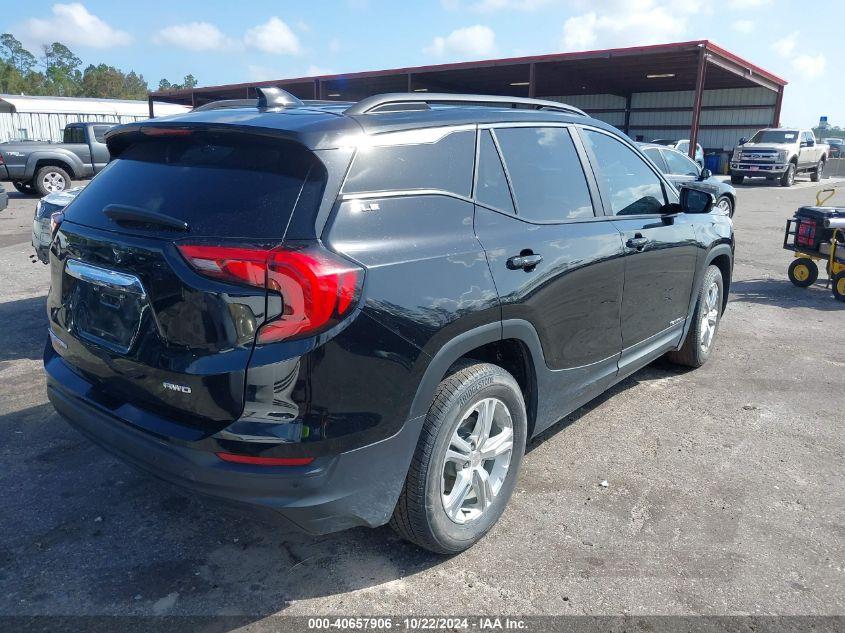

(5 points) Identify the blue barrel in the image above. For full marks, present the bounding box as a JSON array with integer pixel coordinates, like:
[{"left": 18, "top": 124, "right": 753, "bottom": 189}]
[{"left": 705, "top": 154, "right": 720, "bottom": 173}]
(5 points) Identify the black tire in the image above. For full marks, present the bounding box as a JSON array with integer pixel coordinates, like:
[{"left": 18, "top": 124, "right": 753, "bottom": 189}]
[
  {"left": 780, "top": 162, "right": 796, "bottom": 187},
  {"left": 666, "top": 265, "right": 723, "bottom": 368},
  {"left": 787, "top": 258, "right": 818, "bottom": 288},
  {"left": 730, "top": 173, "right": 744, "bottom": 185},
  {"left": 12, "top": 181, "right": 36, "bottom": 195},
  {"left": 33, "top": 166, "right": 71, "bottom": 197},
  {"left": 715, "top": 195, "right": 734, "bottom": 218},
  {"left": 832, "top": 272, "right": 845, "bottom": 302},
  {"left": 390, "top": 362, "right": 527, "bottom": 554},
  {"left": 811, "top": 159, "right": 825, "bottom": 182}
]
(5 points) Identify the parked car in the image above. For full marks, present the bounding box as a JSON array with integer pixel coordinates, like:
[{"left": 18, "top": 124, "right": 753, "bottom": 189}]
[
  {"left": 651, "top": 138, "right": 704, "bottom": 167},
  {"left": 0, "top": 184, "right": 7, "bottom": 212},
  {"left": 44, "top": 89, "right": 733, "bottom": 554},
  {"left": 0, "top": 122, "right": 113, "bottom": 196},
  {"left": 823, "top": 138, "right": 844, "bottom": 158},
  {"left": 32, "top": 186, "right": 83, "bottom": 263},
  {"left": 730, "top": 128, "right": 828, "bottom": 186},
  {"left": 640, "top": 143, "right": 737, "bottom": 217}
]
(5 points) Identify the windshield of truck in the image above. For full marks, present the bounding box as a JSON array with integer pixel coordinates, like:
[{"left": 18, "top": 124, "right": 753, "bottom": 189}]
[{"left": 748, "top": 130, "right": 798, "bottom": 144}]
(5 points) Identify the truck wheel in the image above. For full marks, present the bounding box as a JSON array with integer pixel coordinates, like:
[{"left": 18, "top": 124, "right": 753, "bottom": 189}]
[
  {"left": 788, "top": 258, "right": 818, "bottom": 287},
  {"left": 811, "top": 159, "right": 825, "bottom": 182},
  {"left": 34, "top": 166, "right": 70, "bottom": 196},
  {"left": 666, "top": 265, "right": 723, "bottom": 368},
  {"left": 12, "top": 181, "right": 36, "bottom": 195},
  {"left": 780, "top": 163, "right": 796, "bottom": 187},
  {"left": 730, "top": 174, "right": 744, "bottom": 185},
  {"left": 390, "top": 362, "right": 526, "bottom": 554}
]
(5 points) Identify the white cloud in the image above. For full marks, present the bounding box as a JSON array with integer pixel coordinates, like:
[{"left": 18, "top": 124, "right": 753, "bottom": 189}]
[
  {"left": 244, "top": 17, "right": 301, "bottom": 55},
  {"left": 560, "top": 2, "right": 691, "bottom": 51},
  {"left": 727, "top": 0, "right": 771, "bottom": 8},
  {"left": 424, "top": 25, "right": 497, "bottom": 59},
  {"left": 732, "top": 19, "right": 755, "bottom": 34},
  {"left": 792, "top": 53, "right": 826, "bottom": 79},
  {"left": 153, "top": 22, "right": 238, "bottom": 52},
  {"left": 442, "top": 0, "right": 560, "bottom": 10},
  {"left": 22, "top": 2, "right": 131, "bottom": 49},
  {"left": 773, "top": 31, "right": 797, "bottom": 57}
]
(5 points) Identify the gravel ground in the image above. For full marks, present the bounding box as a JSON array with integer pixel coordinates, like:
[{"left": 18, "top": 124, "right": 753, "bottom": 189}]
[{"left": 0, "top": 175, "right": 843, "bottom": 622}]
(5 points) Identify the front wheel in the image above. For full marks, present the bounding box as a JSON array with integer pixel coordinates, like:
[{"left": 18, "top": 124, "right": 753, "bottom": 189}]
[
  {"left": 780, "top": 163, "right": 796, "bottom": 187},
  {"left": 811, "top": 159, "right": 825, "bottom": 182},
  {"left": 788, "top": 258, "right": 818, "bottom": 287},
  {"left": 390, "top": 363, "right": 527, "bottom": 554},
  {"left": 34, "top": 166, "right": 71, "bottom": 196},
  {"left": 666, "top": 265, "right": 723, "bottom": 368},
  {"left": 715, "top": 195, "right": 734, "bottom": 218},
  {"left": 832, "top": 272, "right": 845, "bottom": 302}
]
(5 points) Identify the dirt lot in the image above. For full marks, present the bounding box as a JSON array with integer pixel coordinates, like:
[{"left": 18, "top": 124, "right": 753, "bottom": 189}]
[{"left": 0, "top": 175, "right": 843, "bottom": 622}]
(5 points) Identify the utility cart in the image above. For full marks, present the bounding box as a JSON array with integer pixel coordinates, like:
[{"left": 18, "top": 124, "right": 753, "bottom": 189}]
[{"left": 783, "top": 188, "right": 845, "bottom": 301}]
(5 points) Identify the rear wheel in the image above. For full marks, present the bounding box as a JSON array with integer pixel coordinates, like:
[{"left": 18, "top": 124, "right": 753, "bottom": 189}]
[
  {"left": 34, "top": 166, "right": 70, "bottom": 196},
  {"left": 780, "top": 163, "right": 796, "bottom": 187},
  {"left": 730, "top": 173, "right": 744, "bottom": 185},
  {"left": 788, "top": 258, "right": 818, "bottom": 288},
  {"left": 390, "top": 362, "right": 526, "bottom": 554},
  {"left": 666, "top": 265, "right": 723, "bottom": 368},
  {"left": 832, "top": 272, "right": 845, "bottom": 302},
  {"left": 811, "top": 159, "right": 825, "bottom": 182}
]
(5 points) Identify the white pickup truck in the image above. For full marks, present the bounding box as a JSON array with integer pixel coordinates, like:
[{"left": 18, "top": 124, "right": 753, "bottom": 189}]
[{"left": 730, "top": 128, "right": 828, "bottom": 187}]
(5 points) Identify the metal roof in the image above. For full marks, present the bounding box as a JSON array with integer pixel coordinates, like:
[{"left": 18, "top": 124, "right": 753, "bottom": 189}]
[
  {"left": 149, "top": 40, "right": 787, "bottom": 108},
  {"left": 0, "top": 94, "right": 188, "bottom": 116}
]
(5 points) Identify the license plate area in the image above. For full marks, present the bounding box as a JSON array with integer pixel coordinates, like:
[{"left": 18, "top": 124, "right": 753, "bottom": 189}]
[{"left": 64, "top": 259, "right": 148, "bottom": 354}]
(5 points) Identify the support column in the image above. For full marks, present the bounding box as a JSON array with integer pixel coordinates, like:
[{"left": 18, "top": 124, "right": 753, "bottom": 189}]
[
  {"left": 772, "top": 85, "right": 784, "bottom": 127},
  {"left": 623, "top": 94, "right": 632, "bottom": 135},
  {"left": 407, "top": 73, "right": 413, "bottom": 93},
  {"left": 688, "top": 47, "right": 708, "bottom": 159},
  {"left": 528, "top": 63, "right": 536, "bottom": 98},
  {"left": 147, "top": 95, "right": 154, "bottom": 118}
]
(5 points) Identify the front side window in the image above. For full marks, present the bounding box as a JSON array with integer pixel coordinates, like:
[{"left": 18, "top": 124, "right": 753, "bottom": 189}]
[
  {"left": 475, "top": 130, "right": 514, "bottom": 213},
  {"left": 343, "top": 129, "right": 475, "bottom": 197},
  {"left": 581, "top": 129, "right": 667, "bottom": 216},
  {"left": 662, "top": 149, "right": 700, "bottom": 177},
  {"left": 494, "top": 126, "right": 594, "bottom": 222}
]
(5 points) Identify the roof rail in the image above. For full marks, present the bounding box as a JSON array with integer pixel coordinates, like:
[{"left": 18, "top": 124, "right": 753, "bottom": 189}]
[{"left": 344, "top": 93, "right": 587, "bottom": 116}]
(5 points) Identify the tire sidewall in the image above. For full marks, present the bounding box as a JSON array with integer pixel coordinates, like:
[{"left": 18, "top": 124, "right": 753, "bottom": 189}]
[
  {"left": 689, "top": 266, "right": 723, "bottom": 365},
  {"left": 35, "top": 167, "right": 70, "bottom": 196},
  {"left": 423, "top": 369, "right": 526, "bottom": 552},
  {"left": 716, "top": 195, "right": 733, "bottom": 217}
]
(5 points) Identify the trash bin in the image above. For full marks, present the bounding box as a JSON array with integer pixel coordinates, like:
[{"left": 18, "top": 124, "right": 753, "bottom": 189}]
[{"left": 705, "top": 154, "right": 720, "bottom": 174}]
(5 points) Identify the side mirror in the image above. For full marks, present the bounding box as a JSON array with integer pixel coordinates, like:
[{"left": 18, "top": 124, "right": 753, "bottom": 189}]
[
  {"left": 699, "top": 168, "right": 712, "bottom": 181},
  {"left": 738, "top": 137, "right": 747, "bottom": 145},
  {"left": 680, "top": 187, "right": 715, "bottom": 214}
]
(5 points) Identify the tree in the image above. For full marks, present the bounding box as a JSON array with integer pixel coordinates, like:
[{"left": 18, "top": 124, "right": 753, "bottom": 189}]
[
  {"left": 122, "top": 71, "right": 148, "bottom": 100},
  {"left": 182, "top": 74, "right": 197, "bottom": 89},
  {"left": 81, "top": 63, "right": 124, "bottom": 98},
  {"left": 158, "top": 74, "right": 199, "bottom": 91},
  {"left": 0, "top": 33, "right": 37, "bottom": 75},
  {"left": 41, "top": 42, "right": 82, "bottom": 96},
  {"left": 158, "top": 78, "right": 172, "bottom": 91}
]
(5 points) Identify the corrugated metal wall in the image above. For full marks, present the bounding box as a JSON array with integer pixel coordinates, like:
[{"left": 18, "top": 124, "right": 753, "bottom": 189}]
[
  {"left": 0, "top": 112, "right": 147, "bottom": 143},
  {"left": 547, "top": 87, "right": 776, "bottom": 151}
]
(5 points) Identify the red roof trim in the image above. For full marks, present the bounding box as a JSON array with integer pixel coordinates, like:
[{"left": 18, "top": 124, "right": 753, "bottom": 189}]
[{"left": 150, "top": 40, "right": 786, "bottom": 98}]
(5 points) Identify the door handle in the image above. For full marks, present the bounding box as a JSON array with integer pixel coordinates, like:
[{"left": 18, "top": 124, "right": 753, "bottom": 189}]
[
  {"left": 507, "top": 253, "right": 543, "bottom": 270},
  {"left": 626, "top": 235, "right": 648, "bottom": 251}
]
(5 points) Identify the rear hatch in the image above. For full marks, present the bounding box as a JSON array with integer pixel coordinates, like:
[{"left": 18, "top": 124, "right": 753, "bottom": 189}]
[{"left": 47, "top": 128, "right": 326, "bottom": 433}]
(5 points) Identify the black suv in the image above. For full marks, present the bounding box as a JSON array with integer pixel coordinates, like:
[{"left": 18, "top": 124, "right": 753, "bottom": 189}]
[{"left": 44, "top": 89, "right": 733, "bottom": 554}]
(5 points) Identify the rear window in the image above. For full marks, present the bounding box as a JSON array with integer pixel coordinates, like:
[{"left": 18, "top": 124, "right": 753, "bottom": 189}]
[
  {"left": 63, "top": 126, "right": 85, "bottom": 144},
  {"left": 342, "top": 129, "right": 475, "bottom": 197},
  {"left": 63, "top": 133, "right": 323, "bottom": 239}
]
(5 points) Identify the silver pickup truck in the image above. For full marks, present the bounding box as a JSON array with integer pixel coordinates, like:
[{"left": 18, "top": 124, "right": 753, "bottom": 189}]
[
  {"left": 730, "top": 128, "right": 828, "bottom": 187},
  {"left": 0, "top": 122, "right": 112, "bottom": 196}
]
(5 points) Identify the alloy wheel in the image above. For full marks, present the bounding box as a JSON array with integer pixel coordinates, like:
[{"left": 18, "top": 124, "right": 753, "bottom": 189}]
[
  {"left": 716, "top": 198, "right": 732, "bottom": 216},
  {"left": 441, "top": 397, "right": 514, "bottom": 525},
  {"left": 42, "top": 171, "right": 66, "bottom": 193},
  {"left": 699, "top": 280, "right": 720, "bottom": 353}
]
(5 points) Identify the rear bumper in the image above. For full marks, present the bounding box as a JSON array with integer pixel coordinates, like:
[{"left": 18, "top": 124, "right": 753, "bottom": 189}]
[
  {"left": 45, "top": 350, "right": 423, "bottom": 535},
  {"left": 730, "top": 163, "right": 788, "bottom": 176}
]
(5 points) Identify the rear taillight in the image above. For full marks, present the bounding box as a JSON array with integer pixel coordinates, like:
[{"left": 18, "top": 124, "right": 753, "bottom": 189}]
[
  {"left": 177, "top": 243, "right": 363, "bottom": 343},
  {"left": 50, "top": 211, "right": 64, "bottom": 237}
]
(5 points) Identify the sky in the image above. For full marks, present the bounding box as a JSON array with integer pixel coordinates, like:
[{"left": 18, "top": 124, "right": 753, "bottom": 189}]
[{"left": 1, "top": 0, "right": 841, "bottom": 128}]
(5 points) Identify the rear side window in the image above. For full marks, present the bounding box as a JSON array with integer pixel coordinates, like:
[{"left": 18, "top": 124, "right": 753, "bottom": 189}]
[
  {"left": 642, "top": 147, "right": 668, "bottom": 172},
  {"left": 581, "top": 129, "right": 667, "bottom": 216},
  {"left": 63, "top": 126, "right": 85, "bottom": 144},
  {"left": 92, "top": 125, "right": 112, "bottom": 143},
  {"left": 494, "top": 126, "right": 594, "bottom": 223},
  {"left": 342, "top": 129, "right": 475, "bottom": 197},
  {"left": 63, "top": 133, "right": 323, "bottom": 239},
  {"left": 475, "top": 130, "right": 514, "bottom": 213}
]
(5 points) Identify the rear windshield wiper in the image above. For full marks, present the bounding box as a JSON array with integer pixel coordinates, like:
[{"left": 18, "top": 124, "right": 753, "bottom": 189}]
[{"left": 104, "top": 205, "right": 190, "bottom": 232}]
